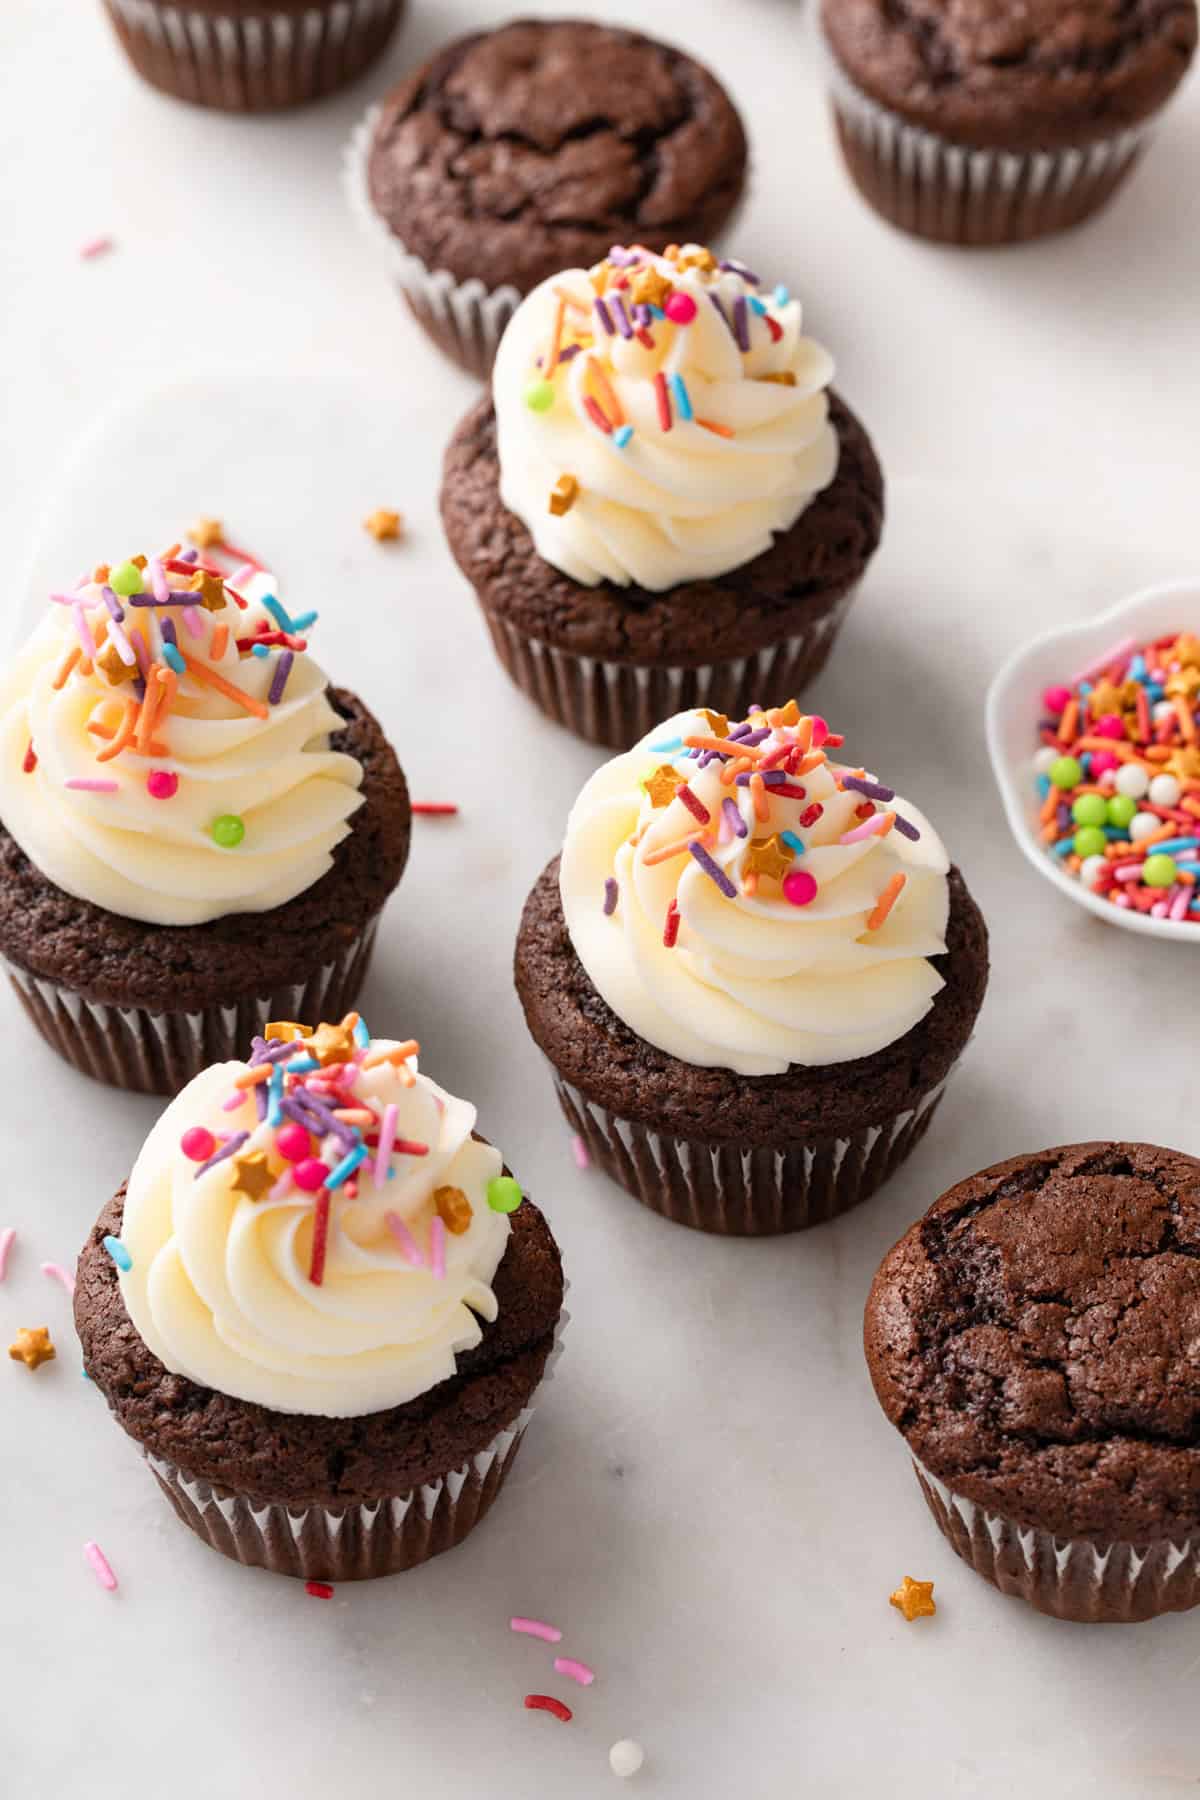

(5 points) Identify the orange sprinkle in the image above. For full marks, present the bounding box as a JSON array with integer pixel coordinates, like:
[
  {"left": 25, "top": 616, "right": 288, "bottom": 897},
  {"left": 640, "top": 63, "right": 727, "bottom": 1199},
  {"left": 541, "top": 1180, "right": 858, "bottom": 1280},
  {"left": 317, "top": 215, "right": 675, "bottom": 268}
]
[
  {"left": 361, "top": 1038, "right": 420, "bottom": 1072},
  {"left": 1181, "top": 798, "right": 1200, "bottom": 821},
  {"left": 1057, "top": 700, "right": 1079, "bottom": 745},
  {"left": 1039, "top": 790, "right": 1059, "bottom": 825},
  {"left": 1140, "top": 822, "right": 1183, "bottom": 849},
  {"left": 180, "top": 652, "right": 268, "bottom": 720},
  {"left": 210, "top": 622, "right": 229, "bottom": 660},
  {"left": 545, "top": 298, "right": 567, "bottom": 376},
  {"left": 1177, "top": 696, "right": 1197, "bottom": 743},
  {"left": 875, "top": 812, "right": 897, "bottom": 839},
  {"left": 233, "top": 1065, "right": 273, "bottom": 1090},
  {"left": 793, "top": 750, "right": 827, "bottom": 778},
  {"left": 749, "top": 773, "right": 770, "bottom": 823},
  {"left": 866, "top": 872, "right": 907, "bottom": 932},
  {"left": 742, "top": 870, "right": 759, "bottom": 898},
  {"left": 53, "top": 645, "right": 82, "bottom": 690},
  {"left": 552, "top": 286, "right": 590, "bottom": 315},
  {"left": 95, "top": 697, "right": 139, "bottom": 764},
  {"left": 1074, "top": 735, "right": 1134, "bottom": 759},
  {"left": 684, "top": 733, "right": 762, "bottom": 760},
  {"left": 1143, "top": 746, "right": 1173, "bottom": 763},
  {"left": 586, "top": 356, "right": 625, "bottom": 428},
  {"left": 135, "top": 678, "right": 162, "bottom": 755},
  {"left": 695, "top": 418, "right": 734, "bottom": 439},
  {"left": 642, "top": 833, "right": 703, "bottom": 867}
]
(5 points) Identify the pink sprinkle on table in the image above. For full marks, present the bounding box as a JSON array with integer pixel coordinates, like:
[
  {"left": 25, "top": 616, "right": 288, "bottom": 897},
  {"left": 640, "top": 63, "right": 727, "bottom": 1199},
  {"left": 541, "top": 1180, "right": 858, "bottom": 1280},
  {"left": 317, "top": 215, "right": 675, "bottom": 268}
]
[
  {"left": 84, "top": 1541, "right": 118, "bottom": 1591},
  {"left": 0, "top": 1227, "right": 15, "bottom": 1281},
  {"left": 510, "top": 1616, "right": 562, "bottom": 1643},
  {"left": 554, "top": 1656, "right": 596, "bottom": 1686},
  {"left": 571, "top": 1134, "right": 590, "bottom": 1171},
  {"left": 41, "top": 1261, "right": 76, "bottom": 1297},
  {"left": 79, "top": 235, "right": 114, "bottom": 261}
]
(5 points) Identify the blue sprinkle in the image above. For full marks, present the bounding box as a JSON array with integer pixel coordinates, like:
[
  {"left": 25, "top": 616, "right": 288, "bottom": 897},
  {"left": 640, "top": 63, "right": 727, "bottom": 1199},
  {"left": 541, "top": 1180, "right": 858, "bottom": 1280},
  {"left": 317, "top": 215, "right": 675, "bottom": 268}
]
[
  {"left": 1036, "top": 774, "right": 1052, "bottom": 800},
  {"left": 103, "top": 1235, "right": 132, "bottom": 1272},
  {"left": 267, "top": 1064, "right": 284, "bottom": 1127},
  {"left": 648, "top": 305, "right": 665, "bottom": 319},
  {"left": 326, "top": 1144, "right": 368, "bottom": 1191},
  {"left": 774, "top": 285, "right": 790, "bottom": 307},
  {"left": 649, "top": 736, "right": 684, "bottom": 753},
  {"left": 748, "top": 295, "right": 768, "bottom": 316},
  {"left": 286, "top": 1054, "right": 319, "bottom": 1075},
  {"left": 260, "top": 593, "right": 297, "bottom": 635},
  {"left": 353, "top": 1017, "right": 371, "bottom": 1050},
  {"left": 669, "top": 374, "right": 693, "bottom": 423},
  {"left": 1147, "top": 837, "right": 1200, "bottom": 855},
  {"left": 781, "top": 831, "right": 805, "bottom": 855},
  {"left": 289, "top": 611, "right": 318, "bottom": 632},
  {"left": 81, "top": 1368, "right": 91, "bottom": 1381},
  {"left": 251, "top": 642, "right": 270, "bottom": 658},
  {"left": 1051, "top": 838, "right": 1076, "bottom": 859},
  {"left": 1129, "top": 655, "right": 1147, "bottom": 680},
  {"left": 1147, "top": 684, "right": 1165, "bottom": 702},
  {"left": 613, "top": 424, "right": 634, "bottom": 449},
  {"left": 161, "top": 643, "right": 186, "bottom": 675}
]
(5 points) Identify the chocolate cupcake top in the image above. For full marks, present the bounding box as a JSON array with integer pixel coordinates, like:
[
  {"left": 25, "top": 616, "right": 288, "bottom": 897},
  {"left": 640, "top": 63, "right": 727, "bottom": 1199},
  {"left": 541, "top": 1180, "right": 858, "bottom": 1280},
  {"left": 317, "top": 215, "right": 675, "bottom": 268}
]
[
  {"left": 493, "top": 244, "right": 837, "bottom": 592},
  {"left": 821, "top": 0, "right": 1198, "bottom": 152},
  {"left": 560, "top": 701, "right": 952, "bottom": 1075},
  {"left": 0, "top": 545, "right": 362, "bottom": 925},
  {"left": 113, "top": 1020, "right": 520, "bottom": 1419},
  {"left": 365, "top": 20, "right": 748, "bottom": 295},
  {"left": 866, "top": 1142, "right": 1200, "bottom": 1541}
]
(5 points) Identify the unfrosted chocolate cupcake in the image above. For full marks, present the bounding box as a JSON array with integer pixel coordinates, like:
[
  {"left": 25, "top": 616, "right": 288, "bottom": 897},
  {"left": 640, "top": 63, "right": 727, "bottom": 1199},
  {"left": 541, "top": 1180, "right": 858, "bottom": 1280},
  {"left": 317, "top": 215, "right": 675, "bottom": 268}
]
[
  {"left": 346, "top": 19, "right": 748, "bottom": 375},
  {"left": 75, "top": 1023, "right": 565, "bottom": 1581},
  {"left": 0, "top": 546, "right": 408, "bottom": 1094},
  {"left": 443, "top": 245, "right": 883, "bottom": 750},
  {"left": 515, "top": 701, "right": 988, "bottom": 1234},
  {"left": 820, "top": 0, "right": 1198, "bottom": 245},
  {"left": 102, "top": 0, "right": 405, "bottom": 112},
  {"left": 866, "top": 1142, "right": 1200, "bottom": 1622}
]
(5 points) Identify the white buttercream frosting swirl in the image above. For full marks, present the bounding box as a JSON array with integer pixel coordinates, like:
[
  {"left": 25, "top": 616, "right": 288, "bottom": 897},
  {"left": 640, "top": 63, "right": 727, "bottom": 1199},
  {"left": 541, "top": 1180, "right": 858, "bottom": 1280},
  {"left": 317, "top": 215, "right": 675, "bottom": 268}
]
[
  {"left": 118, "top": 1038, "right": 511, "bottom": 1418},
  {"left": 560, "top": 705, "right": 952, "bottom": 1075},
  {"left": 0, "top": 562, "right": 363, "bottom": 925},
  {"left": 494, "top": 246, "right": 838, "bottom": 591}
]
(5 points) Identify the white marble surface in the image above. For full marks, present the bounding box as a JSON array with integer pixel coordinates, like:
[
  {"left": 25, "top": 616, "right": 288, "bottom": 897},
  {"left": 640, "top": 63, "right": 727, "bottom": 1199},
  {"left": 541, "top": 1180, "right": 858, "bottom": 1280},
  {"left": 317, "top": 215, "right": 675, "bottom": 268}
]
[{"left": 3, "top": 3, "right": 1200, "bottom": 1796}]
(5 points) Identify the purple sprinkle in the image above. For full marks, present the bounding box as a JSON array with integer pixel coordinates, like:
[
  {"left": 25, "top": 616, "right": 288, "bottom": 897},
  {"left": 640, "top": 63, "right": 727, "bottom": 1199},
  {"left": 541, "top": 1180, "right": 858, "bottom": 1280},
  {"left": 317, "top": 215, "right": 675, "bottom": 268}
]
[
  {"left": 733, "top": 727, "right": 772, "bottom": 748},
  {"left": 732, "top": 296, "right": 751, "bottom": 352},
  {"left": 193, "top": 1131, "right": 249, "bottom": 1180},
  {"left": 689, "top": 839, "right": 738, "bottom": 899},
  {"left": 250, "top": 1037, "right": 304, "bottom": 1067},
  {"left": 268, "top": 649, "right": 294, "bottom": 706},
  {"left": 254, "top": 1081, "right": 268, "bottom": 1121},
  {"left": 842, "top": 775, "right": 896, "bottom": 803},
  {"left": 612, "top": 297, "right": 633, "bottom": 340},
  {"left": 132, "top": 677, "right": 146, "bottom": 702},
  {"left": 893, "top": 815, "right": 921, "bottom": 842},
  {"left": 100, "top": 586, "right": 125, "bottom": 623},
  {"left": 707, "top": 292, "right": 736, "bottom": 337},
  {"left": 127, "top": 592, "right": 197, "bottom": 607},
  {"left": 160, "top": 617, "right": 178, "bottom": 648},
  {"left": 761, "top": 770, "right": 788, "bottom": 787},
  {"left": 722, "top": 797, "right": 748, "bottom": 839},
  {"left": 608, "top": 246, "right": 638, "bottom": 266},
  {"left": 594, "top": 298, "right": 615, "bottom": 336},
  {"left": 1056, "top": 801, "right": 1072, "bottom": 832},
  {"left": 720, "top": 259, "right": 760, "bottom": 284},
  {"left": 633, "top": 303, "right": 653, "bottom": 327},
  {"left": 557, "top": 343, "right": 582, "bottom": 362},
  {"left": 179, "top": 548, "right": 199, "bottom": 564},
  {"left": 603, "top": 877, "right": 618, "bottom": 916}
]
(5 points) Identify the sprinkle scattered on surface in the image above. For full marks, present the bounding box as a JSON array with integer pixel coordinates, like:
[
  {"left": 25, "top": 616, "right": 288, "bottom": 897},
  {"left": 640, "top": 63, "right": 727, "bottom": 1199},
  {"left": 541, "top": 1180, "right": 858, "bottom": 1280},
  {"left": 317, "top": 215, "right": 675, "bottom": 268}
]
[
  {"left": 9, "top": 1326, "right": 55, "bottom": 1371},
  {"left": 609, "top": 1740, "right": 646, "bottom": 1779},
  {"left": 0, "top": 1227, "right": 15, "bottom": 1282},
  {"left": 79, "top": 235, "right": 114, "bottom": 261},
  {"left": 510, "top": 1616, "right": 563, "bottom": 1643},
  {"left": 364, "top": 508, "right": 404, "bottom": 542},
  {"left": 306, "top": 1581, "right": 335, "bottom": 1599},
  {"left": 890, "top": 1575, "right": 936, "bottom": 1621},
  {"left": 41, "top": 1262, "right": 76, "bottom": 1297},
  {"left": 525, "top": 1694, "right": 573, "bottom": 1723}
]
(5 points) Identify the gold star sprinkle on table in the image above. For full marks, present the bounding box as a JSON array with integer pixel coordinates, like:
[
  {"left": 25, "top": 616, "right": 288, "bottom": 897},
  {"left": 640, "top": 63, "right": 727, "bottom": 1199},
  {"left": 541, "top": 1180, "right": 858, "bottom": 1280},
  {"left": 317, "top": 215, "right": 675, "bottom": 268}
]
[
  {"left": 890, "top": 1576, "right": 936, "bottom": 1622},
  {"left": 364, "top": 508, "right": 404, "bottom": 542},
  {"left": 744, "top": 834, "right": 795, "bottom": 883},
  {"left": 231, "top": 1151, "right": 274, "bottom": 1202},
  {"left": 9, "top": 1327, "right": 55, "bottom": 1371},
  {"left": 306, "top": 1019, "right": 356, "bottom": 1068},
  {"left": 188, "top": 516, "right": 224, "bottom": 549},
  {"left": 643, "top": 764, "right": 686, "bottom": 808}
]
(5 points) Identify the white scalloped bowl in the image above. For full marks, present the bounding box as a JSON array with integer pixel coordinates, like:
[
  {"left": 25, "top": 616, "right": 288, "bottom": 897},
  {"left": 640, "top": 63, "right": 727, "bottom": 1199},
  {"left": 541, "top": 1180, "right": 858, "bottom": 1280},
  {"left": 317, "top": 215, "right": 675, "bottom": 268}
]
[{"left": 986, "top": 578, "right": 1200, "bottom": 944}]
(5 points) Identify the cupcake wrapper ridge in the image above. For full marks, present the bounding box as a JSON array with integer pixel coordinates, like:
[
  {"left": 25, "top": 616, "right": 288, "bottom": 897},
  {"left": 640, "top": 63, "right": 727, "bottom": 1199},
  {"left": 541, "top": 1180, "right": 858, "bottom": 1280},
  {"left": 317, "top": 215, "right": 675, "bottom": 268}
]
[
  {"left": 552, "top": 1071, "right": 946, "bottom": 1235},
  {"left": 102, "top": 0, "right": 404, "bottom": 111},
  {"left": 914, "top": 1460, "right": 1200, "bottom": 1624},
  {"left": 5, "top": 915, "right": 379, "bottom": 1096},
  {"left": 824, "top": 53, "right": 1150, "bottom": 246},
  {"left": 483, "top": 594, "right": 857, "bottom": 752},
  {"left": 345, "top": 106, "right": 522, "bottom": 378}
]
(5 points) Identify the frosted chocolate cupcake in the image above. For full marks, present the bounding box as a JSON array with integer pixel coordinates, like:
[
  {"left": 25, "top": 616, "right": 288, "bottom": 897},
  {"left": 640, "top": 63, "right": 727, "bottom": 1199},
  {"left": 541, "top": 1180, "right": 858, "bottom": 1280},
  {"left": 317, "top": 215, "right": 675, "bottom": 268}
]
[
  {"left": 442, "top": 245, "right": 883, "bottom": 750},
  {"left": 515, "top": 702, "right": 988, "bottom": 1234},
  {"left": 0, "top": 545, "right": 409, "bottom": 1093},
  {"left": 75, "top": 1021, "right": 565, "bottom": 1581}
]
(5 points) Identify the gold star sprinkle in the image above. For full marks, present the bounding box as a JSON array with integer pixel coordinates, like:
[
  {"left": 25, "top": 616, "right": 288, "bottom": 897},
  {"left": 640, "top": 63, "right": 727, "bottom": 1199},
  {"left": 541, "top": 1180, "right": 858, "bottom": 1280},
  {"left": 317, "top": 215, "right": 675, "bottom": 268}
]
[
  {"left": 890, "top": 1576, "right": 936, "bottom": 1622},
  {"left": 231, "top": 1151, "right": 275, "bottom": 1202},
  {"left": 185, "top": 570, "right": 226, "bottom": 612},
  {"left": 769, "top": 699, "right": 801, "bottom": 728},
  {"left": 9, "top": 1326, "right": 55, "bottom": 1372},
  {"left": 364, "top": 508, "right": 404, "bottom": 542},
  {"left": 96, "top": 639, "right": 137, "bottom": 685},
  {"left": 1087, "top": 678, "right": 1127, "bottom": 719},
  {"left": 188, "top": 516, "right": 224, "bottom": 550},
  {"left": 1169, "top": 746, "right": 1200, "bottom": 782},
  {"left": 588, "top": 260, "right": 612, "bottom": 294},
  {"left": 434, "top": 1185, "right": 473, "bottom": 1235},
  {"left": 675, "top": 246, "right": 716, "bottom": 273},
  {"left": 1174, "top": 635, "right": 1200, "bottom": 669},
  {"left": 1166, "top": 667, "right": 1200, "bottom": 700},
  {"left": 696, "top": 709, "right": 729, "bottom": 738},
  {"left": 306, "top": 1020, "right": 356, "bottom": 1068},
  {"left": 643, "top": 764, "right": 686, "bottom": 808},
  {"left": 265, "top": 1020, "right": 309, "bottom": 1042},
  {"left": 631, "top": 265, "right": 672, "bottom": 308},
  {"left": 744, "top": 834, "right": 795, "bottom": 883},
  {"left": 549, "top": 474, "right": 579, "bottom": 517}
]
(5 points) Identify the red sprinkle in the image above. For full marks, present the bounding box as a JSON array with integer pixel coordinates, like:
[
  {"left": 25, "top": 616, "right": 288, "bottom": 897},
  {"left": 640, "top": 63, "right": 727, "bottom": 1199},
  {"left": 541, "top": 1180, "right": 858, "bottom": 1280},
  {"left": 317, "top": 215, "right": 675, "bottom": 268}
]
[
  {"left": 306, "top": 1581, "right": 334, "bottom": 1599},
  {"left": 663, "top": 900, "right": 680, "bottom": 948},
  {"left": 797, "top": 803, "right": 825, "bottom": 829},
  {"left": 765, "top": 315, "right": 783, "bottom": 342},
  {"left": 308, "top": 1189, "right": 331, "bottom": 1286},
  {"left": 635, "top": 327, "right": 656, "bottom": 350},
  {"left": 770, "top": 782, "right": 810, "bottom": 801},
  {"left": 391, "top": 1139, "right": 430, "bottom": 1157},
  {"left": 583, "top": 395, "right": 614, "bottom": 436},
  {"left": 411, "top": 803, "right": 459, "bottom": 816},
  {"left": 525, "top": 1695, "right": 573, "bottom": 1723},
  {"left": 676, "top": 784, "right": 710, "bottom": 825},
  {"left": 222, "top": 586, "right": 251, "bottom": 611},
  {"left": 654, "top": 370, "right": 673, "bottom": 432},
  {"left": 22, "top": 741, "right": 36, "bottom": 774},
  {"left": 236, "top": 631, "right": 307, "bottom": 652}
]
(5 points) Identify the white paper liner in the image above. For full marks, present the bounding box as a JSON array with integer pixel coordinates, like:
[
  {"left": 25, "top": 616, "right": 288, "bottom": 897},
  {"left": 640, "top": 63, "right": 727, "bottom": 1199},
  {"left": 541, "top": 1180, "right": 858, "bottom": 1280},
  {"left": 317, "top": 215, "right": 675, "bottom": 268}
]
[
  {"left": 481, "top": 591, "right": 857, "bottom": 751},
  {"left": 344, "top": 105, "right": 523, "bottom": 377},
  {"left": 4, "top": 915, "right": 378, "bottom": 1095},
  {"left": 103, "top": 0, "right": 403, "bottom": 111},
  {"left": 914, "top": 1459, "right": 1200, "bottom": 1624},
  {"left": 553, "top": 1072, "right": 945, "bottom": 1234},
  {"left": 823, "top": 45, "right": 1151, "bottom": 245}
]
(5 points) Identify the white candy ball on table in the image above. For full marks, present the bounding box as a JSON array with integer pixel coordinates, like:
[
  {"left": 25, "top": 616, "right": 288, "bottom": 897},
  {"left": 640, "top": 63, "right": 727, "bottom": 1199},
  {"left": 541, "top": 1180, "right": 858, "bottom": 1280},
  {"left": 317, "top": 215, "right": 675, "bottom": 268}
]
[
  {"left": 1115, "top": 762, "right": 1149, "bottom": 799},
  {"left": 1130, "top": 811, "right": 1161, "bottom": 842},
  {"left": 1079, "top": 855, "right": 1108, "bottom": 889},
  {"left": 1033, "top": 747, "right": 1060, "bottom": 776},
  {"left": 1149, "top": 773, "right": 1181, "bottom": 808},
  {"left": 609, "top": 1740, "right": 645, "bottom": 1779}
]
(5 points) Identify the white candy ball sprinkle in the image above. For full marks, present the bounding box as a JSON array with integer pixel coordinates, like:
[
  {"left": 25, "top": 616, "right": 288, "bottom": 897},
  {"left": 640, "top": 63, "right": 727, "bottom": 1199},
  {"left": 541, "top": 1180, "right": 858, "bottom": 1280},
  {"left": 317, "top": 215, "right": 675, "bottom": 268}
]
[
  {"left": 1079, "top": 855, "right": 1108, "bottom": 889},
  {"left": 609, "top": 1740, "right": 645, "bottom": 1779},
  {"left": 1115, "top": 762, "right": 1149, "bottom": 799},
  {"left": 1130, "top": 811, "right": 1162, "bottom": 842},
  {"left": 1154, "top": 700, "right": 1176, "bottom": 724},
  {"left": 1033, "top": 747, "right": 1060, "bottom": 776},
  {"left": 1149, "top": 773, "right": 1181, "bottom": 808}
]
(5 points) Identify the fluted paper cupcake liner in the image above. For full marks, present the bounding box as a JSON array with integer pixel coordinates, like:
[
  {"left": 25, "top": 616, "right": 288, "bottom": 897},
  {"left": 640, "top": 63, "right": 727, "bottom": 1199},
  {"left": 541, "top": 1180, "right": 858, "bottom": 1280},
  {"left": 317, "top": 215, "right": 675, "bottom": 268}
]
[
  {"left": 553, "top": 1072, "right": 945, "bottom": 1234},
  {"left": 103, "top": 0, "right": 403, "bottom": 112},
  {"left": 4, "top": 915, "right": 378, "bottom": 1097},
  {"left": 345, "top": 106, "right": 522, "bottom": 377},
  {"left": 914, "top": 1460, "right": 1200, "bottom": 1624},
  {"left": 482, "top": 591, "right": 857, "bottom": 752},
  {"left": 824, "top": 54, "right": 1149, "bottom": 246}
]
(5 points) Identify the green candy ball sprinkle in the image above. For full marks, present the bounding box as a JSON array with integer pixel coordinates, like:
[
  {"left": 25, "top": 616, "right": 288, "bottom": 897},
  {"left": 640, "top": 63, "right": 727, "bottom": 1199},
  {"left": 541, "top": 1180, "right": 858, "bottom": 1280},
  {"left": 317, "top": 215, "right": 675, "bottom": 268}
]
[
  {"left": 1049, "top": 756, "right": 1083, "bottom": 790},
  {"left": 1142, "top": 853, "right": 1178, "bottom": 889},
  {"left": 1072, "top": 826, "right": 1107, "bottom": 860},
  {"left": 1071, "top": 793, "right": 1108, "bottom": 827},
  {"left": 486, "top": 1175, "right": 523, "bottom": 1214},
  {"left": 1106, "top": 793, "right": 1137, "bottom": 829},
  {"left": 524, "top": 380, "right": 556, "bottom": 414},
  {"left": 109, "top": 559, "right": 145, "bottom": 597},
  {"left": 210, "top": 814, "right": 245, "bottom": 849}
]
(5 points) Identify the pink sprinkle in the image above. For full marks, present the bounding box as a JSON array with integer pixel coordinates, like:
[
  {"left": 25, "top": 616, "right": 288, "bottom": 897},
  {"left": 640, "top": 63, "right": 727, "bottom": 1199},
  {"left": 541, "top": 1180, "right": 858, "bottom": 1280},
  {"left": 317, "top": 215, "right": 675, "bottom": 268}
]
[
  {"left": 72, "top": 601, "right": 96, "bottom": 659},
  {"left": 41, "top": 1261, "right": 76, "bottom": 1297},
  {"left": 554, "top": 1657, "right": 596, "bottom": 1687},
  {"left": 510, "top": 1617, "right": 562, "bottom": 1644},
  {"left": 131, "top": 629, "right": 151, "bottom": 678},
  {"left": 839, "top": 813, "right": 889, "bottom": 845},
  {"left": 182, "top": 605, "right": 205, "bottom": 638},
  {"left": 222, "top": 1088, "right": 248, "bottom": 1111},
  {"left": 107, "top": 615, "right": 137, "bottom": 666},
  {"left": 1171, "top": 886, "right": 1191, "bottom": 922},
  {"left": 429, "top": 1214, "right": 447, "bottom": 1279},
  {"left": 79, "top": 235, "right": 114, "bottom": 261},
  {"left": 385, "top": 1211, "right": 424, "bottom": 1267},
  {"left": 230, "top": 563, "right": 257, "bottom": 587},
  {"left": 149, "top": 557, "right": 169, "bottom": 603},
  {"left": 1072, "top": 636, "right": 1137, "bottom": 687},
  {"left": 374, "top": 1102, "right": 398, "bottom": 1189},
  {"left": 83, "top": 1541, "right": 118, "bottom": 1591},
  {"left": 65, "top": 778, "right": 119, "bottom": 792},
  {"left": 571, "top": 1134, "right": 590, "bottom": 1171},
  {"left": 0, "top": 1227, "right": 15, "bottom": 1281}
]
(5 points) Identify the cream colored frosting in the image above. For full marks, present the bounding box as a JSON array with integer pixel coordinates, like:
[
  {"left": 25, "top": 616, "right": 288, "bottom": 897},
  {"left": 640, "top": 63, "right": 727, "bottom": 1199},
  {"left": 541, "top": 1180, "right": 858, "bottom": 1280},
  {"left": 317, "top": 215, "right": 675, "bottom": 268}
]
[
  {"left": 560, "top": 707, "right": 952, "bottom": 1075},
  {"left": 0, "top": 566, "right": 363, "bottom": 925},
  {"left": 118, "top": 1042, "right": 511, "bottom": 1418},
  {"left": 493, "top": 246, "right": 838, "bottom": 591}
]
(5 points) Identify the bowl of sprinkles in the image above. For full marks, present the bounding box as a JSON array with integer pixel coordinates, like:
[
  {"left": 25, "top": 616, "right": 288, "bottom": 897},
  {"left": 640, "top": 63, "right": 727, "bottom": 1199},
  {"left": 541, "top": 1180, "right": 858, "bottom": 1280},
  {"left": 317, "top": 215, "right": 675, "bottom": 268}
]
[{"left": 987, "top": 579, "right": 1200, "bottom": 941}]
